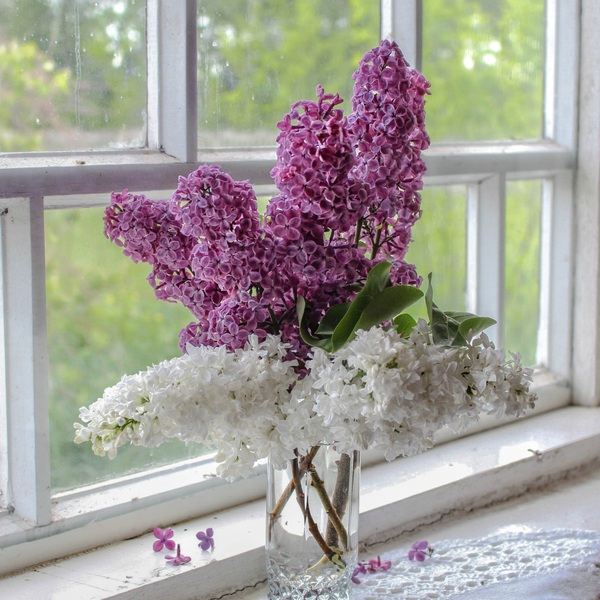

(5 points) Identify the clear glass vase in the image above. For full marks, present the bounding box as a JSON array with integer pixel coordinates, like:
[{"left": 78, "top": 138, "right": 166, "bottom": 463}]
[{"left": 266, "top": 446, "right": 360, "bottom": 600}]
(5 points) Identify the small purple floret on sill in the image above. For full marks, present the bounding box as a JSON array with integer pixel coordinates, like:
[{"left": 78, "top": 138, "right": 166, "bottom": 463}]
[
  {"left": 352, "top": 561, "right": 367, "bottom": 584},
  {"left": 408, "top": 540, "right": 433, "bottom": 561},
  {"left": 165, "top": 544, "right": 191, "bottom": 566},
  {"left": 153, "top": 527, "right": 176, "bottom": 552},
  {"left": 367, "top": 555, "right": 391, "bottom": 571},
  {"left": 196, "top": 527, "right": 215, "bottom": 551}
]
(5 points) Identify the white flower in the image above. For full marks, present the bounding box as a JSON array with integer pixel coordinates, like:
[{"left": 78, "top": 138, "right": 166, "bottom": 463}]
[{"left": 75, "top": 324, "right": 537, "bottom": 479}]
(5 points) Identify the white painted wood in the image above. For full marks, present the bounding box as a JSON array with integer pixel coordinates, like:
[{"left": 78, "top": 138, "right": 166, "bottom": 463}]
[
  {"left": 466, "top": 175, "right": 506, "bottom": 346},
  {"left": 361, "top": 407, "right": 600, "bottom": 545},
  {"left": 389, "top": 0, "right": 422, "bottom": 70},
  {"left": 1, "top": 199, "right": 51, "bottom": 525},
  {"left": 380, "top": 0, "right": 392, "bottom": 41},
  {"left": 146, "top": 0, "right": 159, "bottom": 151},
  {"left": 147, "top": 0, "right": 197, "bottom": 161},
  {"left": 0, "top": 0, "right": 586, "bottom": 583},
  {"left": 545, "top": 0, "right": 580, "bottom": 149},
  {"left": 572, "top": 0, "right": 600, "bottom": 407},
  {"left": 545, "top": 0, "right": 557, "bottom": 140},
  {"left": 0, "top": 207, "right": 7, "bottom": 510},
  {"left": 0, "top": 143, "right": 573, "bottom": 201},
  {"left": 537, "top": 173, "right": 574, "bottom": 379}
]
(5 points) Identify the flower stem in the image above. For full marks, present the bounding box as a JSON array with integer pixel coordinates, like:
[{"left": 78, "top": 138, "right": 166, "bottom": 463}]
[
  {"left": 325, "top": 452, "right": 352, "bottom": 548},
  {"left": 291, "top": 454, "right": 345, "bottom": 569},
  {"left": 310, "top": 467, "right": 348, "bottom": 551},
  {"left": 371, "top": 225, "right": 383, "bottom": 260},
  {"left": 268, "top": 446, "right": 320, "bottom": 540}
]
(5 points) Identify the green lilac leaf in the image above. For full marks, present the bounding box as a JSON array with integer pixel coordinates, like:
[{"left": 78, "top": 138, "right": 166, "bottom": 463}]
[
  {"left": 296, "top": 296, "right": 333, "bottom": 351},
  {"left": 353, "top": 285, "right": 424, "bottom": 335},
  {"left": 330, "top": 262, "right": 393, "bottom": 352},
  {"left": 425, "top": 272, "right": 434, "bottom": 324},
  {"left": 315, "top": 302, "right": 351, "bottom": 335},
  {"left": 430, "top": 303, "right": 462, "bottom": 346},
  {"left": 444, "top": 311, "right": 497, "bottom": 341},
  {"left": 393, "top": 313, "right": 418, "bottom": 338}
]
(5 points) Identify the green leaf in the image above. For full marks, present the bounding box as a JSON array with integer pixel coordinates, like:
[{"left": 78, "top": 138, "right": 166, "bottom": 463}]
[
  {"left": 353, "top": 285, "right": 423, "bottom": 335},
  {"left": 430, "top": 305, "right": 467, "bottom": 347},
  {"left": 425, "top": 274, "right": 494, "bottom": 346},
  {"left": 330, "top": 262, "right": 393, "bottom": 351},
  {"left": 296, "top": 296, "right": 333, "bottom": 351},
  {"left": 393, "top": 313, "right": 418, "bottom": 338},
  {"left": 315, "top": 302, "right": 351, "bottom": 335},
  {"left": 444, "top": 311, "right": 497, "bottom": 342},
  {"left": 425, "top": 272, "right": 434, "bottom": 324}
]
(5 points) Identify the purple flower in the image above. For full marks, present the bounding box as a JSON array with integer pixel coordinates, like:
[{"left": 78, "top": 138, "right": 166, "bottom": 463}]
[
  {"left": 165, "top": 544, "right": 191, "bottom": 566},
  {"left": 408, "top": 540, "right": 433, "bottom": 561},
  {"left": 351, "top": 561, "right": 367, "bottom": 584},
  {"left": 105, "top": 40, "right": 429, "bottom": 362},
  {"left": 196, "top": 527, "right": 214, "bottom": 550},
  {"left": 367, "top": 555, "right": 392, "bottom": 571},
  {"left": 153, "top": 527, "right": 176, "bottom": 552}
]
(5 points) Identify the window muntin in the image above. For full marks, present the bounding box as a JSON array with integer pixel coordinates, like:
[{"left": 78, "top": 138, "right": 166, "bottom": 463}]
[
  {"left": 422, "top": 0, "right": 545, "bottom": 142},
  {"left": 0, "top": 0, "right": 146, "bottom": 153}
]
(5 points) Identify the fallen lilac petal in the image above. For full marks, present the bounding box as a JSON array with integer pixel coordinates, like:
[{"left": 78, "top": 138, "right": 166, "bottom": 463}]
[
  {"left": 165, "top": 544, "right": 191, "bottom": 566},
  {"left": 196, "top": 528, "right": 215, "bottom": 550},
  {"left": 409, "top": 540, "right": 433, "bottom": 561},
  {"left": 368, "top": 555, "right": 391, "bottom": 571},
  {"left": 153, "top": 527, "right": 176, "bottom": 552},
  {"left": 351, "top": 563, "right": 367, "bottom": 584}
]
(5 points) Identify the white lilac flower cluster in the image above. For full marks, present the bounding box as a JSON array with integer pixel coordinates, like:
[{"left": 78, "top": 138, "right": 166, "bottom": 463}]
[
  {"left": 298, "top": 321, "right": 536, "bottom": 461},
  {"left": 74, "top": 335, "right": 301, "bottom": 480},
  {"left": 75, "top": 323, "right": 536, "bottom": 480}
]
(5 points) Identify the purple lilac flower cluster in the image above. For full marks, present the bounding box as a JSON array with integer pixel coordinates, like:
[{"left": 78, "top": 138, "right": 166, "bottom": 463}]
[
  {"left": 347, "top": 39, "right": 430, "bottom": 283},
  {"left": 104, "top": 40, "right": 430, "bottom": 361}
]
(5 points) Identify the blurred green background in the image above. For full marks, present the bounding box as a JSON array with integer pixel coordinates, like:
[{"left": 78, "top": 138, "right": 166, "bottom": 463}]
[{"left": 0, "top": 0, "right": 544, "bottom": 491}]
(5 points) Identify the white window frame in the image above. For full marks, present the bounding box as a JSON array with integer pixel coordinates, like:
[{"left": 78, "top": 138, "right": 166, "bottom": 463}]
[{"left": 0, "top": 0, "right": 597, "bottom": 580}]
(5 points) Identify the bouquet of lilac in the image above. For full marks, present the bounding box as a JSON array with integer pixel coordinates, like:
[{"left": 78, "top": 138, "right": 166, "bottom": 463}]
[
  {"left": 75, "top": 41, "right": 536, "bottom": 589},
  {"left": 75, "top": 39, "right": 536, "bottom": 476}
]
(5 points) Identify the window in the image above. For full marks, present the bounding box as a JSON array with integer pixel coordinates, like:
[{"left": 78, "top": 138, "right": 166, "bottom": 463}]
[{"left": 1, "top": 0, "right": 595, "bottom": 580}]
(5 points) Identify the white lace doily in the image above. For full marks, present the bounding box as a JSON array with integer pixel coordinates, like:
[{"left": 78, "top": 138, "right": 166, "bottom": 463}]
[{"left": 353, "top": 529, "right": 600, "bottom": 599}]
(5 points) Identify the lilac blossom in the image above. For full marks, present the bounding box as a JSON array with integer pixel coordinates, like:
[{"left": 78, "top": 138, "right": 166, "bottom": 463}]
[
  {"left": 408, "top": 540, "right": 433, "bottom": 561},
  {"left": 367, "top": 555, "right": 392, "bottom": 572},
  {"left": 164, "top": 544, "right": 191, "bottom": 566},
  {"left": 196, "top": 528, "right": 214, "bottom": 551},
  {"left": 153, "top": 527, "right": 176, "bottom": 552},
  {"left": 104, "top": 40, "right": 428, "bottom": 361},
  {"left": 351, "top": 562, "right": 367, "bottom": 584}
]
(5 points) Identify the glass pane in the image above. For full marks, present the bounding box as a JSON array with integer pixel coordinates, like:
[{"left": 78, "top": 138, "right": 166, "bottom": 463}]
[
  {"left": 197, "top": 0, "right": 380, "bottom": 147},
  {"left": 46, "top": 206, "right": 206, "bottom": 494},
  {"left": 422, "top": 0, "right": 545, "bottom": 142},
  {"left": 0, "top": 0, "right": 146, "bottom": 153},
  {"left": 404, "top": 185, "right": 467, "bottom": 321},
  {"left": 504, "top": 180, "right": 541, "bottom": 366}
]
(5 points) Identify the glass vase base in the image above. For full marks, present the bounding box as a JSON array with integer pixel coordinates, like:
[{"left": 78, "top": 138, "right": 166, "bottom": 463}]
[{"left": 267, "top": 558, "right": 352, "bottom": 600}]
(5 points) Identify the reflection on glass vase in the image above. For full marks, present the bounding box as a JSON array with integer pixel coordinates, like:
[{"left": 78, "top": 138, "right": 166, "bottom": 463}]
[{"left": 266, "top": 445, "right": 360, "bottom": 600}]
